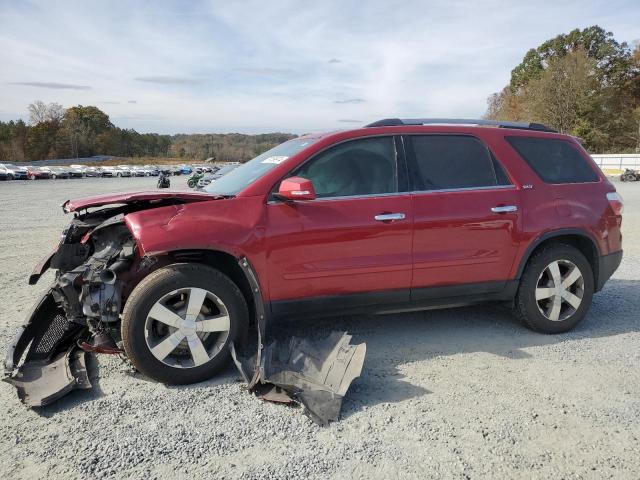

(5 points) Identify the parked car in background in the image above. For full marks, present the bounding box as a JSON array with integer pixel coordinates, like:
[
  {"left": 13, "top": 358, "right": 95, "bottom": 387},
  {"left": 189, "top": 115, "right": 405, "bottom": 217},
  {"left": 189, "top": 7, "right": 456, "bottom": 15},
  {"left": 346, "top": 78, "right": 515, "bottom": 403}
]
[
  {"left": 84, "top": 166, "right": 100, "bottom": 177},
  {"left": 99, "top": 166, "right": 118, "bottom": 177},
  {"left": 197, "top": 163, "right": 239, "bottom": 188},
  {"left": 0, "top": 163, "right": 15, "bottom": 180},
  {"left": 26, "top": 166, "right": 52, "bottom": 180},
  {"left": 171, "top": 166, "right": 182, "bottom": 176},
  {"left": 144, "top": 165, "right": 160, "bottom": 176},
  {"left": 69, "top": 164, "right": 87, "bottom": 178},
  {"left": 4, "top": 164, "right": 29, "bottom": 180},
  {"left": 116, "top": 165, "right": 132, "bottom": 177},
  {"left": 68, "top": 166, "right": 84, "bottom": 178},
  {"left": 131, "top": 167, "right": 147, "bottom": 177},
  {"left": 180, "top": 165, "right": 193, "bottom": 175},
  {"left": 50, "top": 166, "right": 71, "bottom": 179}
]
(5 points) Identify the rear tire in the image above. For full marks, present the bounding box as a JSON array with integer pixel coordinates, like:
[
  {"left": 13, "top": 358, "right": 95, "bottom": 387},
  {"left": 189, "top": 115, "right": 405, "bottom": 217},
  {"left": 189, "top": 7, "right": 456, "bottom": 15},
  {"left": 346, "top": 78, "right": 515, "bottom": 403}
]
[
  {"left": 122, "top": 263, "right": 249, "bottom": 385},
  {"left": 515, "top": 244, "right": 594, "bottom": 333}
]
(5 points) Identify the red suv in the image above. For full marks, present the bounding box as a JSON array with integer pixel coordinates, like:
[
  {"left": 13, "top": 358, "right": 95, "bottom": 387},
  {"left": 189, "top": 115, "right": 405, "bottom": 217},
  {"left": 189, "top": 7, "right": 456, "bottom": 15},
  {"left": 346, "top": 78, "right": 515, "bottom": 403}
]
[{"left": 6, "top": 118, "right": 623, "bottom": 405}]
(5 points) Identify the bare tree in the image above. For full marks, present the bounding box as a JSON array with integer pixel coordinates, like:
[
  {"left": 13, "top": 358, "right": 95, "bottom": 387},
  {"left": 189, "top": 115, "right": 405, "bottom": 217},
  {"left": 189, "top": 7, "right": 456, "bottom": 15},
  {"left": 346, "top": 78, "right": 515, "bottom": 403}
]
[{"left": 28, "top": 100, "right": 65, "bottom": 125}]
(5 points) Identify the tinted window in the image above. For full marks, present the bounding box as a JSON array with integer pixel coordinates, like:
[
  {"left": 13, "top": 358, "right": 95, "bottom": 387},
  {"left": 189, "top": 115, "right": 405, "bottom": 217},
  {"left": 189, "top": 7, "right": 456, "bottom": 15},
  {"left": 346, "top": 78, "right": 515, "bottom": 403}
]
[
  {"left": 409, "top": 135, "right": 505, "bottom": 190},
  {"left": 506, "top": 137, "right": 598, "bottom": 184},
  {"left": 293, "top": 136, "right": 397, "bottom": 198}
]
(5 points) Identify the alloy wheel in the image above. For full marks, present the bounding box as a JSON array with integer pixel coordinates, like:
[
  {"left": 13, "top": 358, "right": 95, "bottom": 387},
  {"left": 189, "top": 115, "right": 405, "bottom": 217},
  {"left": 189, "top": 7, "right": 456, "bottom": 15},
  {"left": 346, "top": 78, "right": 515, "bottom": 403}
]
[
  {"left": 144, "top": 287, "right": 231, "bottom": 368},
  {"left": 535, "top": 259, "right": 584, "bottom": 321}
]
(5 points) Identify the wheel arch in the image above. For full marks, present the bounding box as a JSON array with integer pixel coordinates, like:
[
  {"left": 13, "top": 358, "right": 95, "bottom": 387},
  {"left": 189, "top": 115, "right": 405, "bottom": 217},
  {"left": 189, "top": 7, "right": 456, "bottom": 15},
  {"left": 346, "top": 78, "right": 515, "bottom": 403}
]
[
  {"left": 515, "top": 229, "right": 600, "bottom": 287},
  {"left": 163, "top": 249, "right": 260, "bottom": 325}
]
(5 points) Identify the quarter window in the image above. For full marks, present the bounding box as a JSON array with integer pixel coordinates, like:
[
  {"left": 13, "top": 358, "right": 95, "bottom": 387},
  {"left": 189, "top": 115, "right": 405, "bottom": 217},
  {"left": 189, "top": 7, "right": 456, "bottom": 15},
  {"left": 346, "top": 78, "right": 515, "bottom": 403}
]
[
  {"left": 408, "top": 135, "right": 507, "bottom": 191},
  {"left": 506, "top": 136, "right": 599, "bottom": 184},
  {"left": 293, "top": 136, "right": 397, "bottom": 198}
]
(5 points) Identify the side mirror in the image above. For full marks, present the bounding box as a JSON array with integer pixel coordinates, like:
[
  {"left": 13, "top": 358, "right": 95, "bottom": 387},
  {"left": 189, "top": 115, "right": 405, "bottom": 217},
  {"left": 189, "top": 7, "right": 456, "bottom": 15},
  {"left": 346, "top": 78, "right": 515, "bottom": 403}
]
[{"left": 275, "top": 176, "right": 316, "bottom": 201}]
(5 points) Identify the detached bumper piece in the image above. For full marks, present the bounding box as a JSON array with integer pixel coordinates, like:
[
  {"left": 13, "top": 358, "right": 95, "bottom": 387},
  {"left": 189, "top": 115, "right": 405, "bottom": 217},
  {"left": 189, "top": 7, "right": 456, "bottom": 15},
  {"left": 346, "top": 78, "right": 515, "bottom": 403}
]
[
  {"left": 4, "top": 291, "right": 92, "bottom": 407},
  {"left": 233, "top": 331, "right": 366, "bottom": 425}
]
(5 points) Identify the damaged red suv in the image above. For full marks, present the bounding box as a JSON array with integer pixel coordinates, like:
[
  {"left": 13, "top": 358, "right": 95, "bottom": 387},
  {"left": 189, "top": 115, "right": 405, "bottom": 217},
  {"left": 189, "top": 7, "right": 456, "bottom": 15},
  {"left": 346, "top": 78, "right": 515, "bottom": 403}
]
[{"left": 6, "top": 118, "right": 623, "bottom": 410}]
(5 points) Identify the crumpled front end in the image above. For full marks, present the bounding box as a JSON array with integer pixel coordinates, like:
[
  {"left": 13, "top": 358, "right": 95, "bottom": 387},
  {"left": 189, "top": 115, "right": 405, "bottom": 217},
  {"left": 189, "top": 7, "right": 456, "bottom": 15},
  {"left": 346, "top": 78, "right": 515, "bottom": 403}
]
[
  {"left": 4, "top": 291, "right": 93, "bottom": 406},
  {"left": 4, "top": 207, "right": 137, "bottom": 407}
]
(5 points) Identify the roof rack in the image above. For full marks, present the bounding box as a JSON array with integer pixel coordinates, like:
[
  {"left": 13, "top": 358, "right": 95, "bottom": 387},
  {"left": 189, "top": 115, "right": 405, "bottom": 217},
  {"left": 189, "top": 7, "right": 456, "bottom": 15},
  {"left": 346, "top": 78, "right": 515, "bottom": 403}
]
[{"left": 365, "top": 118, "right": 556, "bottom": 132}]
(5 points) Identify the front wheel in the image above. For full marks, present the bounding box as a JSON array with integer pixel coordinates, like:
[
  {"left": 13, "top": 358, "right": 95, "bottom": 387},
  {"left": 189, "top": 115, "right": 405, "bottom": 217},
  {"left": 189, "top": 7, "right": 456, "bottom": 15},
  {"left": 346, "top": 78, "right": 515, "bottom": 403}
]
[
  {"left": 121, "top": 263, "right": 249, "bottom": 384},
  {"left": 515, "top": 244, "right": 594, "bottom": 333}
]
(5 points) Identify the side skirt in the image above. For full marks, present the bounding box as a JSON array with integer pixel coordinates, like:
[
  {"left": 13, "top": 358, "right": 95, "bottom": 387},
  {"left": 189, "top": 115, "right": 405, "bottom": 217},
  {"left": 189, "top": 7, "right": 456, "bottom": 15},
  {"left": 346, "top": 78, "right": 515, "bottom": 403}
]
[{"left": 270, "top": 280, "right": 519, "bottom": 320}]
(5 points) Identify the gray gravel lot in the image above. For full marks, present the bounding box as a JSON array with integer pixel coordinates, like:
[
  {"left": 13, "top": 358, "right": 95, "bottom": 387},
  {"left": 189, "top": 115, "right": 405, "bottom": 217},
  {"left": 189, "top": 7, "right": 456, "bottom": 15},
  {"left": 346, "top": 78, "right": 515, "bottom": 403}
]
[{"left": 0, "top": 177, "right": 639, "bottom": 479}]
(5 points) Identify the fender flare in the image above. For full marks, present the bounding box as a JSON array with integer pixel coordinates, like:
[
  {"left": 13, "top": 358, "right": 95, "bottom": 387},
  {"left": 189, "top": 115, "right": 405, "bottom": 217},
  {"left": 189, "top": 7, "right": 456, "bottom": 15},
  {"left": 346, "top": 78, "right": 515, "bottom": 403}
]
[
  {"left": 514, "top": 228, "right": 601, "bottom": 279},
  {"left": 143, "top": 248, "right": 269, "bottom": 325}
]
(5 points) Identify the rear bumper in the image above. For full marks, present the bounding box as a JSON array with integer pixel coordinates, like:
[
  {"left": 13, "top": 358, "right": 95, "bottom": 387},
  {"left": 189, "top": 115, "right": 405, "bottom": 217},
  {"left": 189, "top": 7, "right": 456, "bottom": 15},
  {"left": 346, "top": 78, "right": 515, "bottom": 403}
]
[{"left": 597, "top": 250, "right": 622, "bottom": 291}]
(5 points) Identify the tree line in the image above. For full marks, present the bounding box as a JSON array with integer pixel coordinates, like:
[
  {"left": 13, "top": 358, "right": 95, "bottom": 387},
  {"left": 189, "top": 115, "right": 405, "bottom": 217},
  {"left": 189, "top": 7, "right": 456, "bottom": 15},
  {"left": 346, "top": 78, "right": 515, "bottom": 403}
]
[
  {"left": 0, "top": 103, "right": 173, "bottom": 161},
  {"left": 486, "top": 26, "right": 640, "bottom": 153},
  {"left": 0, "top": 102, "right": 296, "bottom": 163}
]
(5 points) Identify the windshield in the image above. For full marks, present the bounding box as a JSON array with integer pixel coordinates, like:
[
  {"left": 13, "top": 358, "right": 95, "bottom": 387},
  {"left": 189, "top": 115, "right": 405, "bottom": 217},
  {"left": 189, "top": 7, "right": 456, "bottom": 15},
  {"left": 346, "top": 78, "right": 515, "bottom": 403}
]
[
  {"left": 214, "top": 164, "right": 238, "bottom": 175},
  {"left": 204, "top": 138, "right": 316, "bottom": 195}
]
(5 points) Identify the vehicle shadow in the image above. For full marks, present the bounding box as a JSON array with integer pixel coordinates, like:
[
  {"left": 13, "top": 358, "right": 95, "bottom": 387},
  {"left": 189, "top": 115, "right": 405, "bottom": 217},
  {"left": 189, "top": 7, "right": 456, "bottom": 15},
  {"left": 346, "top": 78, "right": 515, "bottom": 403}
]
[
  {"left": 276, "top": 278, "right": 640, "bottom": 419},
  {"left": 30, "top": 279, "right": 640, "bottom": 420}
]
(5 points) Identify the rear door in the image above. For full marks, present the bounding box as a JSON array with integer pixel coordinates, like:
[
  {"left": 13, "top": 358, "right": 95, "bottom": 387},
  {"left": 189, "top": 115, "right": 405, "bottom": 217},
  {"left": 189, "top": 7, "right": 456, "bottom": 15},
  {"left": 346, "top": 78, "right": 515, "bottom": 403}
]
[
  {"left": 265, "top": 135, "right": 413, "bottom": 314},
  {"left": 405, "top": 134, "right": 521, "bottom": 298}
]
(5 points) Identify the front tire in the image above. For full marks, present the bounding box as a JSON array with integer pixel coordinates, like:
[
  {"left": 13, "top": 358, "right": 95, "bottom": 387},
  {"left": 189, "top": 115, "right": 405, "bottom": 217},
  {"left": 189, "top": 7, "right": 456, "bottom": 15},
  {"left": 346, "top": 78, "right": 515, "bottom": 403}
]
[
  {"left": 515, "top": 244, "right": 594, "bottom": 333},
  {"left": 122, "top": 263, "right": 249, "bottom": 384}
]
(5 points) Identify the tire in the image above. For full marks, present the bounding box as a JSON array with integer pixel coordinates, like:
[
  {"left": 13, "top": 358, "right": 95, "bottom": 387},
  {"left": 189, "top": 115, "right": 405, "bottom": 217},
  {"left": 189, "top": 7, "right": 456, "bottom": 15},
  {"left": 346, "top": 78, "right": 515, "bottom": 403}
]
[
  {"left": 29, "top": 174, "right": 36, "bottom": 180},
  {"left": 515, "top": 244, "right": 594, "bottom": 334},
  {"left": 122, "top": 263, "right": 249, "bottom": 384}
]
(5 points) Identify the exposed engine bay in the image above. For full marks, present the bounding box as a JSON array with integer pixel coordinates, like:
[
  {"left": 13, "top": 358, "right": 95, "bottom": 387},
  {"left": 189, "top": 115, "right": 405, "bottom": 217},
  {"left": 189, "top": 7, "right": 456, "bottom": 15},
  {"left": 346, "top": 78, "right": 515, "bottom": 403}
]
[
  {"left": 4, "top": 198, "right": 182, "bottom": 406},
  {"left": 4, "top": 193, "right": 366, "bottom": 424}
]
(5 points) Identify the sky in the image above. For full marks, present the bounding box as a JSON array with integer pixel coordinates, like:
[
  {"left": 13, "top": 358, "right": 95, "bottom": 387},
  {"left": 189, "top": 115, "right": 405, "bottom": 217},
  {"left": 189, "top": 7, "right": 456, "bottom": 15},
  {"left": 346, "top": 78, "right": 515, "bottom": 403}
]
[{"left": 0, "top": 0, "right": 638, "bottom": 134}]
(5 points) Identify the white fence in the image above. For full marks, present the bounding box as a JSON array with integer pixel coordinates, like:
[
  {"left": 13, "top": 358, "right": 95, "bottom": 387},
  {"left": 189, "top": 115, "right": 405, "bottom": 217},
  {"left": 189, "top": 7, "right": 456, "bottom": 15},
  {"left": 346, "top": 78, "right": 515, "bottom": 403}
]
[{"left": 591, "top": 154, "right": 640, "bottom": 171}]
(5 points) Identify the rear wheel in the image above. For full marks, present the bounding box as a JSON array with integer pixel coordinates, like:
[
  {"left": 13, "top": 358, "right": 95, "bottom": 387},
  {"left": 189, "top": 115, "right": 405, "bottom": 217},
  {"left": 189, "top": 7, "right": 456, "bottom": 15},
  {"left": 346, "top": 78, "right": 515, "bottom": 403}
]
[
  {"left": 515, "top": 244, "right": 594, "bottom": 333},
  {"left": 122, "top": 263, "right": 248, "bottom": 384}
]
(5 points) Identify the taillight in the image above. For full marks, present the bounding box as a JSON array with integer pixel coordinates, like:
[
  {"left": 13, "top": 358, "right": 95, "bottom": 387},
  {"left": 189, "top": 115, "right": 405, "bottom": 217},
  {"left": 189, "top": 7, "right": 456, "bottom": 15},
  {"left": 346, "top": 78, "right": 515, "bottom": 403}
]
[{"left": 606, "top": 192, "right": 624, "bottom": 215}]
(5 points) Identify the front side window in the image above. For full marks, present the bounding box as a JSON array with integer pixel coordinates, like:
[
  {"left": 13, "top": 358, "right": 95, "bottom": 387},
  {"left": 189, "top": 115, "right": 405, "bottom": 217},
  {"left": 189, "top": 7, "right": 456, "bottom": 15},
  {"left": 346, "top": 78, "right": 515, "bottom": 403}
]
[
  {"left": 293, "top": 136, "right": 397, "bottom": 198},
  {"left": 407, "top": 135, "right": 507, "bottom": 191},
  {"left": 506, "top": 136, "right": 599, "bottom": 184}
]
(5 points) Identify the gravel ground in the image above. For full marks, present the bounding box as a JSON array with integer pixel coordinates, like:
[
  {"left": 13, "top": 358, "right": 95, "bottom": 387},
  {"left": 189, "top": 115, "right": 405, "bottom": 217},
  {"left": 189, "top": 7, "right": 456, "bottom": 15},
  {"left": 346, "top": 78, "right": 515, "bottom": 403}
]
[{"left": 0, "top": 177, "right": 639, "bottom": 479}]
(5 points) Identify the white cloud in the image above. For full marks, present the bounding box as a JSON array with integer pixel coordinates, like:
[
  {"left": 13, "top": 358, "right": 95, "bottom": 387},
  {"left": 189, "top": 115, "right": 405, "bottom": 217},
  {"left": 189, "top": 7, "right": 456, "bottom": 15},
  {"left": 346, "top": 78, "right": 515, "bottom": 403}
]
[{"left": 0, "top": 0, "right": 638, "bottom": 133}]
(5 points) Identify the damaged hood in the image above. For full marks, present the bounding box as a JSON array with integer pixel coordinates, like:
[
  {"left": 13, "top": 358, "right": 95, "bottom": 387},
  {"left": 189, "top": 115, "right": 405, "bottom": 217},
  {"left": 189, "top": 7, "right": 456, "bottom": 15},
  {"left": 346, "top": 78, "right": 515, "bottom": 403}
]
[{"left": 62, "top": 190, "right": 215, "bottom": 213}]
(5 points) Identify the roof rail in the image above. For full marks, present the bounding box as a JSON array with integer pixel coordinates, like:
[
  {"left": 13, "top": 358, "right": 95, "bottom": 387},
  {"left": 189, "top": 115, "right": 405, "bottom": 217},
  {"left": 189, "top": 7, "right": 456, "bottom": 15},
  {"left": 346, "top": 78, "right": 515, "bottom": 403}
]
[{"left": 365, "top": 118, "right": 556, "bottom": 132}]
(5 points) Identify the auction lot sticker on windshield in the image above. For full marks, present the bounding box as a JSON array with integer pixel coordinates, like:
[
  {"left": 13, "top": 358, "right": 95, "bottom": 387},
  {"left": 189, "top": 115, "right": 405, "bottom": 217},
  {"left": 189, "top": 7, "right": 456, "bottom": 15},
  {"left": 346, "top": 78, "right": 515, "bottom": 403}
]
[{"left": 262, "top": 156, "right": 288, "bottom": 164}]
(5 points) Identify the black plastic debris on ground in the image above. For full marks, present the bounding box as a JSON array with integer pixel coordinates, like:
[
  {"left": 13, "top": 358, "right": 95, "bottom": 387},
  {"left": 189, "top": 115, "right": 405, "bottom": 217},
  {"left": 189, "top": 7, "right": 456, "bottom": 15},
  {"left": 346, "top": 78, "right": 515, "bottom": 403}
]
[{"left": 232, "top": 331, "right": 366, "bottom": 425}]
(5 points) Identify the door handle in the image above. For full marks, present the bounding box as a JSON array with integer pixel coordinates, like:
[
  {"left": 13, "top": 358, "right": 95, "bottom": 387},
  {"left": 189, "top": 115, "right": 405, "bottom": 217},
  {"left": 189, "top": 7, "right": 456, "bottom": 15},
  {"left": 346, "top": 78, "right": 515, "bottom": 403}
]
[
  {"left": 374, "top": 213, "right": 406, "bottom": 221},
  {"left": 491, "top": 205, "right": 518, "bottom": 214}
]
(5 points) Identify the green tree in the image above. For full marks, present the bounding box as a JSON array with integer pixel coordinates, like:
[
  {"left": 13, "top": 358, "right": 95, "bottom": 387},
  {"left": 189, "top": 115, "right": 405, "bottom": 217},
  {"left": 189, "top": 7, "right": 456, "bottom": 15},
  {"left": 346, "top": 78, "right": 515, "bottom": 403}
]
[{"left": 487, "top": 26, "right": 639, "bottom": 153}]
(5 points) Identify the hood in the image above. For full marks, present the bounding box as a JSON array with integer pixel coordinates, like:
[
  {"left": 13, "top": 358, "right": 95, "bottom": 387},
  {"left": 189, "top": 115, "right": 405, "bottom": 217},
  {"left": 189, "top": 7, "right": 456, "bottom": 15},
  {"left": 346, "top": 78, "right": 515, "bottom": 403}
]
[{"left": 62, "top": 190, "right": 216, "bottom": 213}]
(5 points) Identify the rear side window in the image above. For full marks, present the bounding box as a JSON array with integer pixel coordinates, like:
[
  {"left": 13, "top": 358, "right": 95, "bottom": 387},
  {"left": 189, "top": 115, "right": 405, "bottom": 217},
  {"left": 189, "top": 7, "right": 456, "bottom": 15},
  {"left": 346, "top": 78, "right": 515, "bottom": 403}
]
[
  {"left": 506, "top": 136, "right": 599, "bottom": 184},
  {"left": 407, "top": 135, "right": 509, "bottom": 191}
]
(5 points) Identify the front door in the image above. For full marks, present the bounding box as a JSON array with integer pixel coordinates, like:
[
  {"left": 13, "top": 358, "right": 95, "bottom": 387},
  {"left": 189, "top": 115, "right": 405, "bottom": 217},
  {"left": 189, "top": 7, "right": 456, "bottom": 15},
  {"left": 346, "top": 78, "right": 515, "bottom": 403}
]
[{"left": 265, "top": 136, "right": 413, "bottom": 315}]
